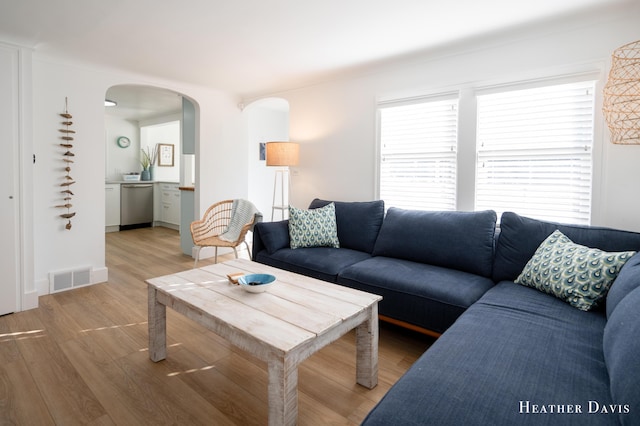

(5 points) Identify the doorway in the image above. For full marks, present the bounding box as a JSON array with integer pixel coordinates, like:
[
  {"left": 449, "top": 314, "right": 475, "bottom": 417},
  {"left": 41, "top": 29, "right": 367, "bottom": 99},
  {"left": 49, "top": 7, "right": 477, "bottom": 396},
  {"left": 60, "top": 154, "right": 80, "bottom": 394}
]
[
  {"left": 104, "top": 84, "right": 197, "bottom": 253},
  {"left": 0, "top": 45, "right": 18, "bottom": 315},
  {"left": 244, "top": 97, "right": 290, "bottom": 221}
]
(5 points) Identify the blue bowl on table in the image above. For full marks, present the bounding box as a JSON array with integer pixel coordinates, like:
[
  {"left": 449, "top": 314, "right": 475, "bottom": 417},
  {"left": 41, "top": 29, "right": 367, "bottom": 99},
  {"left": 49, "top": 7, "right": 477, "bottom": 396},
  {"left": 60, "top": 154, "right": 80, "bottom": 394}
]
[{"left": 238, "top": 274, "right": 276, "bottom": 293}]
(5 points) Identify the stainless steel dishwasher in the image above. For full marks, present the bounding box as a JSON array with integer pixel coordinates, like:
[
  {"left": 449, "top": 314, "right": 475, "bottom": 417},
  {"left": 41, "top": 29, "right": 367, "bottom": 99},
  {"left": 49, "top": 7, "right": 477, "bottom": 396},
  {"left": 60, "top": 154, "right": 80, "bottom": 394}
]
[{"left": 120, "top": 183, "right": 154, "bottom": 230}]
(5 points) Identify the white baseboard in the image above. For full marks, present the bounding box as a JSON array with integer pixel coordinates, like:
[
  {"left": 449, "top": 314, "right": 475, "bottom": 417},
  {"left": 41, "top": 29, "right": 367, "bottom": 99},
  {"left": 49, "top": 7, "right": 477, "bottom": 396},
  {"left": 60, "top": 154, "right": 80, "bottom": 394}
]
[
  {"left": 21, "top": 290, "right": 39, "bottom": 311},
  {"left": 93, "top": 267, "right": 108, "bottom": 284},
  {"left": 34, "top": 278, "right": 49, "bottom": 296}
]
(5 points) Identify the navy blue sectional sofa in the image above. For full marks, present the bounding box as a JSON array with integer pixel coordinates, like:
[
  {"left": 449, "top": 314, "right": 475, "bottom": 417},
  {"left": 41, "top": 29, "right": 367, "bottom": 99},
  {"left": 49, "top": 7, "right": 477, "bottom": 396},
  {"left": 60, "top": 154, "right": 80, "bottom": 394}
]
[
  {"left": 253, "top": 199, "right": 498, "bottom": 335},
  {"left": 252, "top": 199, "right": 640, "bottom": 425}
]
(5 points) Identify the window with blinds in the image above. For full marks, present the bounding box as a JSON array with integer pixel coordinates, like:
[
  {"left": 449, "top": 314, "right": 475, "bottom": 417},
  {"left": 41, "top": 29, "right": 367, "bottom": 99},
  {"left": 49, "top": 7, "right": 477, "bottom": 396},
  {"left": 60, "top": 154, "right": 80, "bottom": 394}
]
[
  {"left": 378, "top": 97, "right": 459, "bottom": 211},
  {"left": 475, "top": 81, "right": 595, "bottom": 224}
]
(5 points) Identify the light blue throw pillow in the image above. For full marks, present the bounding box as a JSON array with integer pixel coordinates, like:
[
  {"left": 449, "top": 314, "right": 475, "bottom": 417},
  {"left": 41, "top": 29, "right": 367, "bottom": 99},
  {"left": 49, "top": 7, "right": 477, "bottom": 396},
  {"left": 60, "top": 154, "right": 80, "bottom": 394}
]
[
  {"left": 515, "top": 230, "right": 636, "bottom": 311},
  {"left": 289, "top": 203, "right": 340, "bottom": 249}
]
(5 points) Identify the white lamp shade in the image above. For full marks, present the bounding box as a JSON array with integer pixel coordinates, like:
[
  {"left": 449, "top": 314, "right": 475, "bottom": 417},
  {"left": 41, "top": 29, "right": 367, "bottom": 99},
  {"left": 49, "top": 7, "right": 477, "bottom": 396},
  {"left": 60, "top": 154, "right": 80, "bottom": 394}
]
[{"left": 266, "top": 142, "right": 299, "bottom": 166}]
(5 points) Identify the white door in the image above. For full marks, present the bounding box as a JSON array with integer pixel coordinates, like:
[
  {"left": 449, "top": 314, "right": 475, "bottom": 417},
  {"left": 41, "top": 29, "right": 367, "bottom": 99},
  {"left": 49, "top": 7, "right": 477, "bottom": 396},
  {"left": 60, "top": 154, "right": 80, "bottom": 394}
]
[{"left": 0, "top": 45, "right": 18, "bottom": 315}]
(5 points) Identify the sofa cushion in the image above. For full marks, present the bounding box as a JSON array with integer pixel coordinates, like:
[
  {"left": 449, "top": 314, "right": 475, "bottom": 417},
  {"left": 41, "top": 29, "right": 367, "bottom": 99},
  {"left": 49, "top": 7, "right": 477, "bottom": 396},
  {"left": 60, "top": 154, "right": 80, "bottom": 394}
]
[
  {"left": 606, "top": 252, "right": 640, "bottom": 318},
  {"left": 493, "top": 212, "right": 640, "bottom": 283},
  {"left": 254, "top": 246, "right": 371, "bottom": 283},
  {"left": 363, "top": 282, "right": 616, "bottom": 426},
  {"left": 308, "top": 198, "right": 385, "bottom": 253},
  {"left": 288, "top": 203, "right": 340, "bottom": 249},
  {"left": 603, "top": 286, "right": 640, "bottom": 426},
  {"left": 372, "top": 208, "right": 497, "bottom": 278},
  {"left": 338, "top": 257, "right": 494, "bottom": 333},
  {"left": 254, "top": 220, "right": 290, "bottom": 254},
  {"left": 515, "top": 230, "right": 635, "bottom": 311}
]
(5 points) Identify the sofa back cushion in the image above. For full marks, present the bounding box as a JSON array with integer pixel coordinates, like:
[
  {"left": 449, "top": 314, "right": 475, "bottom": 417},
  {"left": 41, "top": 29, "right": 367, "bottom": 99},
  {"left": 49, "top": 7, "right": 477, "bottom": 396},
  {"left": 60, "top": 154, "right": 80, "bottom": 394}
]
[
  {"left": 603, "top": 285, "right": 640, "bottom": 425},
  {"left": 493, "top": 212, "right": 640, "bottom": 283},
  {"left": 254, "top": 220, "right": 290, "bottom": 254},
  {"left": 606, "top": 252, "right": 640, "bottom": 318},
  {"left": 308, "top": 199, "right": 385, "bottom": 254},
  {"left": 372, "top": 208, "right": 497, "bottom": 278}
]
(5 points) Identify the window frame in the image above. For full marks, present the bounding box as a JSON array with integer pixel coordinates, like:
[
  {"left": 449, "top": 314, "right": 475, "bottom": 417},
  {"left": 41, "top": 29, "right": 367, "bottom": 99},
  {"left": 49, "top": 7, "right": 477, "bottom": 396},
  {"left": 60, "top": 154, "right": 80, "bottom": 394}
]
[
  {"left": 376, "top": 92, "right": 460, "bottom": 211},
  {"left": 475, "top": 79, "right": 597, "bottom": 224},
  {"left": 375, "top": 71, "right": 605, "bottom": 225}
]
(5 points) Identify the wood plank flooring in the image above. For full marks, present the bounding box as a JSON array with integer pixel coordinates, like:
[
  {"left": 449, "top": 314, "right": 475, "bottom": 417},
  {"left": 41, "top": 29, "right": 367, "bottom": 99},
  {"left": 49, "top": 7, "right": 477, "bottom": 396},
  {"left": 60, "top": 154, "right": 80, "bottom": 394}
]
[{"left": 0, "top": 227, "right": 434, "bottom": 425}]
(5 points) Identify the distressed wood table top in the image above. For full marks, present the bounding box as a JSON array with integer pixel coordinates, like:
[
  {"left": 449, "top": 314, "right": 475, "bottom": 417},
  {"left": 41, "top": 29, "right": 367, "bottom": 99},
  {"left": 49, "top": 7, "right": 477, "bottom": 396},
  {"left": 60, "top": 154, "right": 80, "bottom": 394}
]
[{"left": 146, "top": 258, "right": 381, "bottom": 426}]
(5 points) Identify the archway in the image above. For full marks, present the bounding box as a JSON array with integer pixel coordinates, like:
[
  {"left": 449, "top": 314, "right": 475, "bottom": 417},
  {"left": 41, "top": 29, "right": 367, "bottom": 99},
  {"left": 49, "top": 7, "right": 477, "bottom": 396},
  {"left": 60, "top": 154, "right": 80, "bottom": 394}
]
[
  {"left": 104, "top": 84, "right": 198, "bottom": 254},
  {"left": 243, "top": 97, "right": 290, "bottom": 221}
]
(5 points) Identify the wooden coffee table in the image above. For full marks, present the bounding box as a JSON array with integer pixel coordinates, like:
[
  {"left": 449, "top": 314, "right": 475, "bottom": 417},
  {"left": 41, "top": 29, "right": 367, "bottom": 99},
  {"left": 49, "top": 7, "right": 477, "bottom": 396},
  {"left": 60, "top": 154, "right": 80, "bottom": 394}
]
[{"left": 146, "top": 258, "right": 381, "bottom": 426}]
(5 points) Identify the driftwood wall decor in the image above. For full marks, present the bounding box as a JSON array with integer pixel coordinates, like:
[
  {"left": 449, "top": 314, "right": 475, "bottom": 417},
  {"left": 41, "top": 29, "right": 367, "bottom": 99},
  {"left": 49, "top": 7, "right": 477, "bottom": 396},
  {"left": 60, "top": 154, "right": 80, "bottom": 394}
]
[{"left": 56, "top": 97, "right": 76, "bottom": 230}]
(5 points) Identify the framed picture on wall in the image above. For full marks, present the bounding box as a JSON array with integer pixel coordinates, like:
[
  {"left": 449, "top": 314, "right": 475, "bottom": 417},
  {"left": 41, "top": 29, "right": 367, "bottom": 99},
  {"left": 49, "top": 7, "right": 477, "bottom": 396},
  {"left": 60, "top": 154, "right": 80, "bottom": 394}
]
[
  {"left": 259, "top": 142, "right": 266, "bottom": 160},
  {"left": 158, "top": 144, "right": 174, "bottom": 167}
]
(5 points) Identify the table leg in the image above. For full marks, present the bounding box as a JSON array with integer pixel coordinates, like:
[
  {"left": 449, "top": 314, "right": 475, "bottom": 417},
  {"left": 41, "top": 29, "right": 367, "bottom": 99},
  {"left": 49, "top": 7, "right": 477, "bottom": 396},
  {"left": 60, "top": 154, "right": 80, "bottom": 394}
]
[
  {"left": 268, "top": 357, "right": 298, "bottom": 426},
  {"left": 148, "top": 286, "right": 167, "bottom": 362},
  {"left": 356, "top": 303, "right": 379, "bottom": 389}
]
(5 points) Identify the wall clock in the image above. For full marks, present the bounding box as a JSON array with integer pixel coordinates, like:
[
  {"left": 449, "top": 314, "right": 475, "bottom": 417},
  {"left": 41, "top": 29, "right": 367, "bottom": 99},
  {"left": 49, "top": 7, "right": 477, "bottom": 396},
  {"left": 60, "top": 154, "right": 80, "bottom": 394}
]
[{"left": 117, "top": 136, "right": 131, "bottom": 148}]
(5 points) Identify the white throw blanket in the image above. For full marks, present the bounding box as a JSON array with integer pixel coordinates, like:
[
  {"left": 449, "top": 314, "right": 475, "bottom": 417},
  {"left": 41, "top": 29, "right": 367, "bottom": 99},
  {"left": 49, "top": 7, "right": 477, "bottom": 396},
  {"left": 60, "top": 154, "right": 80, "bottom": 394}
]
[{"left": 218, "top": 199, "right": 260, "bottom": 242}]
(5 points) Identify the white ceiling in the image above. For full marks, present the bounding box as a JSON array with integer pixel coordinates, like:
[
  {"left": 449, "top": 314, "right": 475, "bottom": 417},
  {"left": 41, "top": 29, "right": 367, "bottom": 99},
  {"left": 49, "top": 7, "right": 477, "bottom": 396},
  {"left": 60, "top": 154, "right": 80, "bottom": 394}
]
[
  {"left": 104, "top": 85, "right": 183, "bottom": 121},
  {"left": 1, "top": 0, "right": 631, "bottom": 100}
]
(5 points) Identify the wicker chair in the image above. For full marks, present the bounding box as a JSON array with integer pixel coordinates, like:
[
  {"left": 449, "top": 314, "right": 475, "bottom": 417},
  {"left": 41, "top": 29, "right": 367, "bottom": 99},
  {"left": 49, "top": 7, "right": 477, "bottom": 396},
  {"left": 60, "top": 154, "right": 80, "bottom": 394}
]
[{"left": 190, "top": 199, "right": 259, "bottom": 267}]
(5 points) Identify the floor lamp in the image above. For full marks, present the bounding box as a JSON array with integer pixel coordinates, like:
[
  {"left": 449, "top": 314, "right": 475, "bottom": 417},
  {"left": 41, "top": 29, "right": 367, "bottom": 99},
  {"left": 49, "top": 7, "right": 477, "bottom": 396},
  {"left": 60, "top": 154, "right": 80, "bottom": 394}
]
[{"left": 266, "top": 141, "right": 299, "bottom": 221}]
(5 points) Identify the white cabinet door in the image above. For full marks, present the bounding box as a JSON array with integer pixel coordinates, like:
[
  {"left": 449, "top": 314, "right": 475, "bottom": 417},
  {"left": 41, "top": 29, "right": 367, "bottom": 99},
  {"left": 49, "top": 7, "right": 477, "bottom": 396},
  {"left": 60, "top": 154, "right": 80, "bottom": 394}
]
[
  {"left": 160, "top": 183, "right": 180, "bottom": 225},
  {"left": 169, "top": 189, "right": 181, "bottom": 224},
  {"left": 105, "top": 184, "right": 121, "bottom": 227},
  {"left": 0, "top": 45, "right": 18, "bottom": 315}
]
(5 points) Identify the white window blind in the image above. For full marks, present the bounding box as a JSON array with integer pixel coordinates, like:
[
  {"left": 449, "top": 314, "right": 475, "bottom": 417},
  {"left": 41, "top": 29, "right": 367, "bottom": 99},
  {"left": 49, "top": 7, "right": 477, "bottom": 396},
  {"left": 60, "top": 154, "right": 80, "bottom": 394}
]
[
  {"left": 379, "top": 98, "right": 458, "bottom": 211},
  {"left": 476, "top": 81, "right": 595, "bottom": 224}
]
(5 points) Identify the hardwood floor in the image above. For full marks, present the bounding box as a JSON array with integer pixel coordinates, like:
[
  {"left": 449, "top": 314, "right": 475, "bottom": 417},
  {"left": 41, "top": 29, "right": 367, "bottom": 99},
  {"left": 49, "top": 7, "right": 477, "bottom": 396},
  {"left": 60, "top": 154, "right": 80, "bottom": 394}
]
[{"left": 0, "top": 227, "right": 434, "bottom": 425}]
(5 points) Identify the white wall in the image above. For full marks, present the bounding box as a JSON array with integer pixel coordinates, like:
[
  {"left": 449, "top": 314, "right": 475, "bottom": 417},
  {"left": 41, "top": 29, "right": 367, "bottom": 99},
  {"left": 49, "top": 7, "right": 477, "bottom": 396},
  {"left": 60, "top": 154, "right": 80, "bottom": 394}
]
[
  {"left": 141, "top": 119, "right": 181, "bottom": 182},
  {"left": 105, "top": 112, "right": 182, "bottom": 182},
  {"left": 105, "top": 115, "right": 140, "bottom": 180},
  {"left": 31, "top": 55, "right": 242, "bottom": 296},
  {"left": 262, "top": 3, "right": 640, "bottom": 232},
  {"left": 194, "top": 92, "right": 248, "bottom": 217}
]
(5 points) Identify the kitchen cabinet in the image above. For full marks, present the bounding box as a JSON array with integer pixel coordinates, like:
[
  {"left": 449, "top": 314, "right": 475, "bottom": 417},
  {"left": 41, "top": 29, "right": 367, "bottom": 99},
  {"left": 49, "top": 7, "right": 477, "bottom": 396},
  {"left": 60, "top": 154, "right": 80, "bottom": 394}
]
[
  {"left": 105, "top": 184, "right": 121, "bottom": 231},
  {"left": 159, "top": 183, "right": 180, "bottom": 227},
  {"left": 106, "top": 181, "right": 181, "bottom": 231}
]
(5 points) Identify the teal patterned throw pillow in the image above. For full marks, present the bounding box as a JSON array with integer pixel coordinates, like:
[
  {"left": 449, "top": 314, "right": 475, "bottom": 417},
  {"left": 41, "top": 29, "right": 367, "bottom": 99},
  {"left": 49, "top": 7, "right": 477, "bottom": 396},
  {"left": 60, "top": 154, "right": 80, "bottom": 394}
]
[
  {"left": 289, "top": 203, "right": 340, "bottom": 249},
  {"left": 515, "top": 230, "right": 636, "bottom": 311}
]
